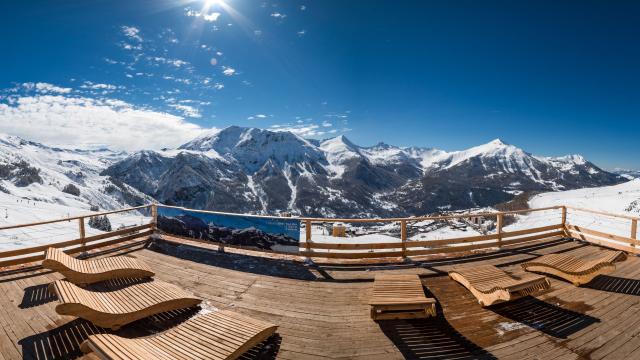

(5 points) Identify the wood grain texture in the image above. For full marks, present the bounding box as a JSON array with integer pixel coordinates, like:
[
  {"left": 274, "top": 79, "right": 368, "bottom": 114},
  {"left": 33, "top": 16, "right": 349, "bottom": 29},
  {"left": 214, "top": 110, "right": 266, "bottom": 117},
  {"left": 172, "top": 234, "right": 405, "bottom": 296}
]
[
  {"left": 49, "top": 278, "right": 201, "bottom": 330},
  {"left": 42, "top": 247, "right": 155, "bottom": 285},
  {"left": 522, "top": 250, "right": 626, "bottom": 286},
  {"left": 80, "top": 310, "right": 278, "bottom": 360},
  {"left": 449, "top": 265, "right": 550, "bottom": 306},
  {"left": 369, "top": 274, "right": 436, "bottom": 320}
]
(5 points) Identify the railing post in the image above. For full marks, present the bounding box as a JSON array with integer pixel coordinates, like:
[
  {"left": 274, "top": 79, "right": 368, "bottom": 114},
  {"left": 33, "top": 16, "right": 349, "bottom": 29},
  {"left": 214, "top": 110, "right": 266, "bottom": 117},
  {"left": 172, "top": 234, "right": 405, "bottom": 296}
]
[
  {"left": 78, "top": 217, "right": 86, "bottom": 253},
  {"left": 305, "top": 219, "right": 312, "bottom": 254},
  {"left": 497, "top": 213, "right": 503, "bottom": 248},
  {"left": 631, "top": 219, "right": 638, "bottom": 250},
  {"left": 400, "top": 220, "right": 407, "bottom": 258},
  {"left": 151, "top": 203, "right": 158, "bottom": 231},
  {"left": 561, "top": 206, "right": 568, "bottom": 237}
]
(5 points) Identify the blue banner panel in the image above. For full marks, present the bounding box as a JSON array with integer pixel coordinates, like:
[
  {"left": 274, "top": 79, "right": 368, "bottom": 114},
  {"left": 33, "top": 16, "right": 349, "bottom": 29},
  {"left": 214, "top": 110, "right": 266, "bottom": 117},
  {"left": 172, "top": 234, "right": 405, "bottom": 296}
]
[{"left": 157, "top": 207, "right": 300, "bottom": 252}]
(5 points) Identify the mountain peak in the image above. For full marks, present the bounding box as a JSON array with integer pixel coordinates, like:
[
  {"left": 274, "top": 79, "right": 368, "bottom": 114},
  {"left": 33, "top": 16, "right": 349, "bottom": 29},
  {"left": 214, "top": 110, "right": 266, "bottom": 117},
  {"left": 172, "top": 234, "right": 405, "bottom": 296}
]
[{"left": 487, "top": 138, "right": 509, "bottom": 146}]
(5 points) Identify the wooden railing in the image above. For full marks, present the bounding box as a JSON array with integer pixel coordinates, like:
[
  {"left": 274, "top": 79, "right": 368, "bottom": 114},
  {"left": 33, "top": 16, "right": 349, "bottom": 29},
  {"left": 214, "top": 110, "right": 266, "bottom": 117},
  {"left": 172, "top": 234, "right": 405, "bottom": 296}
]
[
  {"left": 564, "top": 206, "right": 640, "bottom": 254},
  {"left": 0, "top": 202, "right": 639, "bottom": 266},
  {"left": 0, "top": 205, "right": 154, "bottom": 268},
  {"left": 299, "top": 206, "right": 566, "bottom": 259}
]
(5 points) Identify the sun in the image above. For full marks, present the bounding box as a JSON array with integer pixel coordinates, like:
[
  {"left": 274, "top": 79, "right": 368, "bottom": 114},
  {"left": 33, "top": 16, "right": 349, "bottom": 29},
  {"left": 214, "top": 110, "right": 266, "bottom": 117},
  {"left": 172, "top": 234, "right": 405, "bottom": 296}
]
[{"left": 204, "top": 0, "right": 226, "bottom": 7}]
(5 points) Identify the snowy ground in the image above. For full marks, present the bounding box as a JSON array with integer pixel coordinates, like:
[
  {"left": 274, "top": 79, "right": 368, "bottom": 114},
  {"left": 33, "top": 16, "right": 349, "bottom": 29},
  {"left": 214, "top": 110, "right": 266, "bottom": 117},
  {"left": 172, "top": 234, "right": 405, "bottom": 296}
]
[
  {"left": 530, "top": 179, "right": 640, "bottom": 216},
  {"left": 527, "top": 179, "right": 640, "bottom": 240},
  {"left": 0, "top": 192, "right": 150, "bottom": 251}
]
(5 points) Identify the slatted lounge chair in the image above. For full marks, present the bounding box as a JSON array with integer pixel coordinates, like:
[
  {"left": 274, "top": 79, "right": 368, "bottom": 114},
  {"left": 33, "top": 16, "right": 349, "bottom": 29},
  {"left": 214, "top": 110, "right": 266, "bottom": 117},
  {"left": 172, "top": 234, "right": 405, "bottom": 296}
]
[
  {"left": 42, "top": 247, "right": 155, "bottom": 285},
  {"left": 449, "top": 265, "right": 550, "bottom": 307},
  {"left": 80, "top": 310, "right": 278, "bottom": 360},
  {"left": 49, "top": 279, "right": 201, "bottom": 330},
  {"left": 369, "top": 274, "right": 437, "bottom": 320},
  {"left": 522, "top": 250, "right": 626, "bottom": 286}
]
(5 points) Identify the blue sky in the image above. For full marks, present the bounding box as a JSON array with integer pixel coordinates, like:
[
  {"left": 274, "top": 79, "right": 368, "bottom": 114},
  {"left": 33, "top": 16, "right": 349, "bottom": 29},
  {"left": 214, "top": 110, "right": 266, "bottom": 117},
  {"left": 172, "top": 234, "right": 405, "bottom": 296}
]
[{"left": 0, "top": 0, "right": 639, "bottom": 169}]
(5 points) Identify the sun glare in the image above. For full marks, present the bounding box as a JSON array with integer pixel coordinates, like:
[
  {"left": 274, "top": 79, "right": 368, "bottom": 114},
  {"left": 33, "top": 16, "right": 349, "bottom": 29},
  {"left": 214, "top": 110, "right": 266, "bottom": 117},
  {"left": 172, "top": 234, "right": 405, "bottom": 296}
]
[{"left": 204, "top": 0, "right": 225, "bottom": 8}]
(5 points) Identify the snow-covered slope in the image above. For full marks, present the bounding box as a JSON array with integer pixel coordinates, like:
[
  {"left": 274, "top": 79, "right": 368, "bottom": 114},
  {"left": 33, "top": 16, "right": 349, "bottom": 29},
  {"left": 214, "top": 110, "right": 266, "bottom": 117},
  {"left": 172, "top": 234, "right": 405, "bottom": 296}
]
[
  {"left": 0, "top": 134, "right": 155, "bottom": 250},
  {"left": 0, "top": 133, "right": 153, "bottom": 212},
  {"left": 530, "top": 179, "right": 640, "bottom": 215}
]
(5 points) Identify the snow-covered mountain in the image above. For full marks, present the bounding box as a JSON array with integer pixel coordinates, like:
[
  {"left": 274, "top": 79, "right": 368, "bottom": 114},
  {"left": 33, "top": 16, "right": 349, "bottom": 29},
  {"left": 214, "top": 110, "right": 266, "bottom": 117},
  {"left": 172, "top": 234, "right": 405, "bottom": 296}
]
[
  {"left": 102, "top": 126, "right": 626, "bottom": 217},
  {"left": 613, "top": 168, "right": 640, "bottom": 180},
  {"left": 0, "top": 134, "right": 153, "bottom": 214}
]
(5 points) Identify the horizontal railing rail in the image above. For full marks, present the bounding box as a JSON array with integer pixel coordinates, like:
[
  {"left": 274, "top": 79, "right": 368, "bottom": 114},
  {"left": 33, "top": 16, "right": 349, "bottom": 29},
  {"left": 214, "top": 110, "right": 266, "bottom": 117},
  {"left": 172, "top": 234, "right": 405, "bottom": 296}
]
[
  {"left": 0, "top": 202, "right": 638, "bottom": 266},
  {"left": 0, "top": 205, "right": 154, "bottom": 268}
]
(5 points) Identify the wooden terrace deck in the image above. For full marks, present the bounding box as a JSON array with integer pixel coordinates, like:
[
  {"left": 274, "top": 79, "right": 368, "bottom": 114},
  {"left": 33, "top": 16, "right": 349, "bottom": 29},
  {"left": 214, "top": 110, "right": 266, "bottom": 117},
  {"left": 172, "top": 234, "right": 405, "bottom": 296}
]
[{"left": 2, "top": 236, "right": 640, "bottom": 359}]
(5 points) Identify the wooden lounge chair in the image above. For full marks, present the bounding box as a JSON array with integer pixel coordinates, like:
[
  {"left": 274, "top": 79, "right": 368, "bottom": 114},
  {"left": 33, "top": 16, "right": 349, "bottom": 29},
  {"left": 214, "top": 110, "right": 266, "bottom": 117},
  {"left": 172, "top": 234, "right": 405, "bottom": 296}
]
[
  {"left": 80, "top": 310, "right": 278, "bottom": 360},
  {"left": 49, "top": 279, "right": 201, "bottom": 330},
  {"left": 522, "top": 250, "right": 626, "bottom": 286},
  {"left": 42, "top": 247, "right": 154, "bottom": 285},
  {"left": 369, "top": 274, "right": 437, "bottom": 320},
  {"left": 449, "top": 265, "right": 550, "bottom": 307}
]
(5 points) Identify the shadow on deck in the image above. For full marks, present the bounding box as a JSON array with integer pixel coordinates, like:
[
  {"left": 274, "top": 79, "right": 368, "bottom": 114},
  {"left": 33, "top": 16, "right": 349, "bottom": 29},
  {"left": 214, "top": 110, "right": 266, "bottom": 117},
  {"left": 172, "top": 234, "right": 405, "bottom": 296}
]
[
  {"left": 491, "top": 296, "right": 599, "bottom": 339},
  {"left": 586, "top": 275, "right": 640, "bottom": 295},
  {"left": 20, "top": 283, "right": 57, "bottom": 308},
  {"left": 150, "top": 239, "right": 319, "bottom": 281},
  {"left": 379, "top": 317, "right": 496, "bottom": 360}
]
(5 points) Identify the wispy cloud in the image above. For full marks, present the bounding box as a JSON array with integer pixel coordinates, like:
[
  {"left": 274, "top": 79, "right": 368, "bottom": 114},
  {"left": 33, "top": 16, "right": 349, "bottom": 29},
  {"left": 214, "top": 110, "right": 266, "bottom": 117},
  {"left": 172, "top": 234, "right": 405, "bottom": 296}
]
[
  {"left": 22, "top": 82, "right": 72, "bottom": 94},
  {"left": 80, "top": 81, "right": 119, "bottom": 91},
  {"left": 222, "top": 66, "right": 236, "bottom": 76},
  {"left": 0, "top": 94, "right": 205, "bottom": 151},
  {"left": 169, "top": 103, "right": 201, "bottom": 118},
  {"left": 121, "top": 26, "right": 142, "bottom": 42},
  {"left": 247, "top": 114, "right": 269, "bottom": 120},
  {"left": 270, "top": 12, "right": 287, "bottom": 19},
  {"left": 297, "top": 30, "right": 306, "bottom": 37},
  {"left": 148, "top": 56, "right": 189, "bottom": 68}
]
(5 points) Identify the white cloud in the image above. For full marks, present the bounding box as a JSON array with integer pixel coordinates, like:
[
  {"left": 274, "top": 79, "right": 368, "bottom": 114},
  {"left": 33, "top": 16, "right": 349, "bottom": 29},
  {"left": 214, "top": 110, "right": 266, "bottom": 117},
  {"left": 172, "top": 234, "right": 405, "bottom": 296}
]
[
  {"left": 121, "top": 43, "right": 142, "bottom": 51},
  {"left": 213, "top": 83, "right": 224, "bottom": 90},
  {"left": 22, "top": 82, "right": 72, "bottom": 94},
  {"left": 162, "top": 75, "right": 192, "bottom": 85},
  {"left": 297, "top": 30, "right": 306, "bottom": 37},
  {"left": 300, "top": 5, "right": 306, "bottom": 11},
  {"left": 222, "top": 66, "right": 236, "bottom": 76},
  {"left": 271, "top": 12, "right": 287, "bottom": 19},
  {"left": 270, "top": 123, "right": 323, "bottom": 137},
  {"left": 121, "top": 26, "right": 143, "bottom": 42},
  {"left": 169, "top": 104, "right": 201, "bottom": 118},
  {"left": 80, "top": 82, "right": 118, "bottom": 91},
  {"left": 247, "top": 114, "right": 268, "bottom": 120},
  {"left": 0, "top": 95, "right": 205, "bottom": 151},
  {"left": 148, "top": 56, "right": 189, "bottom": 68},
  {"left": 186, "top": 9, "right": 221, "bottom": 22}
]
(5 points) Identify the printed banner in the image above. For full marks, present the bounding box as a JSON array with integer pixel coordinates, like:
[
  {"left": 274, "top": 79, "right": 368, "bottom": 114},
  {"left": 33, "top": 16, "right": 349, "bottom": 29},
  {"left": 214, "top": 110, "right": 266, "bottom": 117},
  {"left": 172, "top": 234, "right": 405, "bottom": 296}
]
[{"left": 157, "top": 207, "right": 300, "bottom": 253}]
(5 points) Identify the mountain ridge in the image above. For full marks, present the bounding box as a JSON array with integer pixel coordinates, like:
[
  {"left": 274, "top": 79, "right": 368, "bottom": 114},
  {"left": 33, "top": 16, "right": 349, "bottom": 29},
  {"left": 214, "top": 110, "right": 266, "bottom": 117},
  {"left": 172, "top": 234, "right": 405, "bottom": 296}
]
[{"left": 100, "top": 126, "right": 626, "bottom": 217}]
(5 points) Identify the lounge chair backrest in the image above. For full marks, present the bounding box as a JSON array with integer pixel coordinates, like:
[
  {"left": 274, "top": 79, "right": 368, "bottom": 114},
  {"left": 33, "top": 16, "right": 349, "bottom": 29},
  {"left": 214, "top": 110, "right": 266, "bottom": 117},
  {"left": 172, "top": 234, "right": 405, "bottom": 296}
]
[
  {"left": 45, "top": 247, "right": 86, "bottom": 272},
  {"left": 50, "top": 279, "right": 201, "bottom": 330},
  {"left": 43, "top": 246, "right": 155, "bottom": 285}
]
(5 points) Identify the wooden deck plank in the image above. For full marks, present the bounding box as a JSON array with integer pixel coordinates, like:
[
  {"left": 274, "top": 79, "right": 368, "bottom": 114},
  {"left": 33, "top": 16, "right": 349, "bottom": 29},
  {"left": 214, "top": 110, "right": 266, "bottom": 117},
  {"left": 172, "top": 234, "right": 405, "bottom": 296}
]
[{"left": 0, "top": 238, "right": 638, "bottom": 359}]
